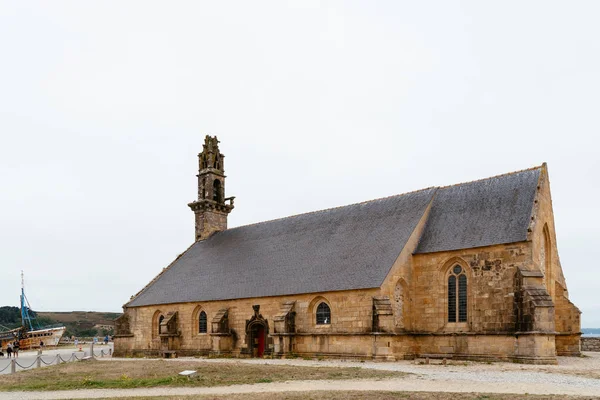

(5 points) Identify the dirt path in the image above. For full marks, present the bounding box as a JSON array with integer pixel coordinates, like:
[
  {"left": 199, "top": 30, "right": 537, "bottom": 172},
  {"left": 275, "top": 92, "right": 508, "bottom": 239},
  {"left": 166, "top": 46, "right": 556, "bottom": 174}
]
[
  {"left": 0, "top": 376, "right": 599, "bottom": 400},
  {"left": 1, "top": 353, "right": 599, "bottom": 399}
]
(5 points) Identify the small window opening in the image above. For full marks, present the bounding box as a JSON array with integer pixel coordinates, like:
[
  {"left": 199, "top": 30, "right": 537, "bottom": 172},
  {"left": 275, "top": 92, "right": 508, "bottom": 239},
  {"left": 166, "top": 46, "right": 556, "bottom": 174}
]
[
  {"left": 316, "top": 302, "right": 331, "bottom": 325},
  {"left": 199, "top": 311, "right": 207, "bottom": 333},
  {"left": 213, "top": 180, "right": 222, "bottom": 202}
]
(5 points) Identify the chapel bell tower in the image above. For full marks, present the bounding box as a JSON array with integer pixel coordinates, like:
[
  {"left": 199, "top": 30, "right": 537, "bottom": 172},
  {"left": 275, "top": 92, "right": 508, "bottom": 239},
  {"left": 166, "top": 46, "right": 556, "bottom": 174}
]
[{"left": 188, "top": 135, "right": 234, "bottom": 241}]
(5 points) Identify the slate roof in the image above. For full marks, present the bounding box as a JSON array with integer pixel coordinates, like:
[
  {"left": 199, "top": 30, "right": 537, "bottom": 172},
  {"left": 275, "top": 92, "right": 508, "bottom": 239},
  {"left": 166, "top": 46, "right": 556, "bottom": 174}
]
[
  {"left": 127, "top": 166, "right": 542, "bottom": 307},
  {"left": 415, "top": 167, "right": 541, "bottom": 253},
  {"left": 128, "top": 188, "right": 436, "bottom": 307}
]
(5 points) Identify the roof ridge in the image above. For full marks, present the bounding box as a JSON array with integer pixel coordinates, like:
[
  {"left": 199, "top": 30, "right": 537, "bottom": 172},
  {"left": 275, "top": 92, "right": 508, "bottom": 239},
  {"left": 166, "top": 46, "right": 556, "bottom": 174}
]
[
  {"left": 223, "top": 186, "right": 438, "bottom": 234},
  {"left": 438, "top": 164, "right": 543, "bottom": 190}
]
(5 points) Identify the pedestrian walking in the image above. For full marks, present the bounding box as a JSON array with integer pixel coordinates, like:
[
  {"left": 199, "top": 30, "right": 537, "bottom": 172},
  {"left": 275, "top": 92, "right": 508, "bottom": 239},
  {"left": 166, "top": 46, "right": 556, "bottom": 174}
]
[
  {"left": 6, "top": 343, "right": 12, "bottom": 358},
  {"left": 13, "top": 341, "right": 19, "bottom": 358}
]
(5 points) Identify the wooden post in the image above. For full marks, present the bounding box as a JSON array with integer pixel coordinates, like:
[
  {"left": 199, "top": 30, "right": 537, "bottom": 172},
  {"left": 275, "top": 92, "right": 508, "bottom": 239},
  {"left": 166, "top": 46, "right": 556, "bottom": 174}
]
[
  {"left": 10, "top": 359, "right": 16, "bottom": 374},
  {"left": 36, "top": 356, "right": 41, "bottom": 368}
]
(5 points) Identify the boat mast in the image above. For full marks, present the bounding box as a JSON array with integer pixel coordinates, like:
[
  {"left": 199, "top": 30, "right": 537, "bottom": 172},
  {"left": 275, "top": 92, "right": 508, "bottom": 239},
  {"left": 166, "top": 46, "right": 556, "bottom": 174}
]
[{"left": 20, "top": 271, "right": 35, "bottom": 332}]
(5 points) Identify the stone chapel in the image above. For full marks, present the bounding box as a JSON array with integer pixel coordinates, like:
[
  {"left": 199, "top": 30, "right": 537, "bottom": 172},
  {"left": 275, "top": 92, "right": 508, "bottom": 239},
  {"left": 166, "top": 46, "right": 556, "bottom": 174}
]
[{"left": 113, "top": 135, "right": 581, "bottom": 364}]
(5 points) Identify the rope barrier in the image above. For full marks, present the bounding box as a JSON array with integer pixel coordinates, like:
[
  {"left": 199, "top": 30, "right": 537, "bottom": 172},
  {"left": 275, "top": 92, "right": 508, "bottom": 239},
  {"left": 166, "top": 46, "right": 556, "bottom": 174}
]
[
  {"left": 0, "top": 362, "right": 11, "bottom": 373},
  {"left": 15, "top": 359, "right": 37, "bottom": 369},
  {"left": 0, "top": 347, "right": 111, "bottom": 373},
  {"left": 39, "top": 356, "right": 58, "bottom": 366}
]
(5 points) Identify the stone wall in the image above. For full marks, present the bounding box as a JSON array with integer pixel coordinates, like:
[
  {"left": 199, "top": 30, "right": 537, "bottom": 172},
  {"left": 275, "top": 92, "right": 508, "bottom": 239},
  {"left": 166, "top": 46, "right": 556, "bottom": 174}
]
[
  {"left": 554, "top": 283, "right": 581, "bottom": 334},
  {"left": 410, "top": 242, "right": 532, "bottom": 333},
  {"left": 114, "top": 278, "right": 561, "bottom": 363},
  {"left": 528, "top": 165, "right": 580, "bottom": 356},
  {"left": 115, "top": 240, "right": 571, "bottom": 363},
  {"left": 115, "top": 287, "right": 381, "bottom": 358},
  {"left": 582, "top": 337, "right": 600, "bottom": 352},
  {"left": 193, "top": 209, "right": 228, "bottom": 241},
  {"left": 380, "top": 196, "right": 433, "bottom": 332},
  {"left": 554, "top": 283, "right": 581, "bottom": 356}
]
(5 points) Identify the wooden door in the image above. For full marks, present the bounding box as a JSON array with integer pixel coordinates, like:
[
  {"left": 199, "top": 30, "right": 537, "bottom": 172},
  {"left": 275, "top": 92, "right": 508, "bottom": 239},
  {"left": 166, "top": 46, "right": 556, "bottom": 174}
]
[{"left": 257, "top": 326, "right": 265, "bottom": 357}]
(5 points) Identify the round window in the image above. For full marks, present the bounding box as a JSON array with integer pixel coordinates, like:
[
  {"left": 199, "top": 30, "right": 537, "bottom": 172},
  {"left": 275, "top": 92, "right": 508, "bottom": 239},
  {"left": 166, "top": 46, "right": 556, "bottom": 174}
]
[{"left": 453, "top": 265, "right": 462, "bottom": 274}]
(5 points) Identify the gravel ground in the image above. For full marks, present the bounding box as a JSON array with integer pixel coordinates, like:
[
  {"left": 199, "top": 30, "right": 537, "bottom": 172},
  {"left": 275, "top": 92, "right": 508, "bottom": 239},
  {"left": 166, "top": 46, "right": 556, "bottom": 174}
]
[{"left": 0, "top": 352, "right": 599, "bottom": 400}]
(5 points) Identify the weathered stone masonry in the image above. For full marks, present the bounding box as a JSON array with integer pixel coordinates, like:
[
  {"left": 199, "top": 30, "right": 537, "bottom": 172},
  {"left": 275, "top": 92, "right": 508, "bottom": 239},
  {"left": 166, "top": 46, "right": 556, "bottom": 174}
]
[
  {"left": 114, "top": 137, "right": 580, "bottom": 364},
  {"left": 581, "top": 337, "right": 600, "bottom": 352}
]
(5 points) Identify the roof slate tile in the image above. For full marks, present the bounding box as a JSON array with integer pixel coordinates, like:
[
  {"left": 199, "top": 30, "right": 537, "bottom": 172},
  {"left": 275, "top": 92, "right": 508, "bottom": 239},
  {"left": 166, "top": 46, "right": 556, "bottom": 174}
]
[{"left": 127, "top": 167, "right": 541, "bottom": 307}]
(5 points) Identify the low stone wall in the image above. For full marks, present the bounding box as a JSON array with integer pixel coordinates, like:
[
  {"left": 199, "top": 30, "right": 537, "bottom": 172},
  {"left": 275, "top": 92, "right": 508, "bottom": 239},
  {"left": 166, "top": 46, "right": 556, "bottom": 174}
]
[{"left": 581, "top": 337, "right": 600, "bottom": 352}]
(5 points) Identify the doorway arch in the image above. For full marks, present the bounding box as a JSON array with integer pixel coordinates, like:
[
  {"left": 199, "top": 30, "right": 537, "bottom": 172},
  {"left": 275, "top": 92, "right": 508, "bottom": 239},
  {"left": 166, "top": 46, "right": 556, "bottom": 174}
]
[
  {"left": 245, "top": 305, "right": 269, "bottom": 358},
  {"left": 247, "top": 319, "right": 267, "bottom": 358}
]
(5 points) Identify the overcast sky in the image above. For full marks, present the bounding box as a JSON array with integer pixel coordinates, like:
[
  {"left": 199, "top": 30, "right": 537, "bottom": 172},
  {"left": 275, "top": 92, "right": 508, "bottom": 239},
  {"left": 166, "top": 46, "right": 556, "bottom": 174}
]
[{"left": 1, "top": 1, "right": 598, "bottom": 327}]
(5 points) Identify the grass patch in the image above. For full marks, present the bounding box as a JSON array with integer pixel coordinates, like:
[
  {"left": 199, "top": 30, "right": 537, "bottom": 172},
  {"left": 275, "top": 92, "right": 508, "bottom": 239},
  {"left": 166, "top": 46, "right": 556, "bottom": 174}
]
[
  {"left": 85, "top": 391, "right": 600, "bottom": 400},
  {"left": 0, "top": 360, "right": 405, "bottom": 392}
]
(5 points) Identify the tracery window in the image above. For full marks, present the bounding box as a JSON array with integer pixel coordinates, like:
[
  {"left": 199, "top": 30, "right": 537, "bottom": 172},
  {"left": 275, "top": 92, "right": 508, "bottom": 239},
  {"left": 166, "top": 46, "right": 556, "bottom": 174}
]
[
  {"left": 448, "top": 265, "right": 467, "bottom": 323},
  {"left": 316, "top": 302, "right": 331, "bottom": 325},
  {"left": 199, "top": 311, "right": 207, "bottom": 334}
]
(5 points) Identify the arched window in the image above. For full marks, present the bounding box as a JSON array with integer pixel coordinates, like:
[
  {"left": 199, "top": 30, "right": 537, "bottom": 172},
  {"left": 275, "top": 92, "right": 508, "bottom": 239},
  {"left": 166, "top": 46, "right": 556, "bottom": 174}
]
[
  {"left": 213, "top": 180, "right": 222, "bottom": 202},
  {"left": 448, "top": 265, "right": 467, "bottom": 323},
  {"left": 199, "top": 311, "right": 207, "bottom": 333},
  {"left": 316, "top": 302, "right": 331, "bottom": 325},
  {"left": 158, "top": 315, "right": 164, "bottom": 334}
]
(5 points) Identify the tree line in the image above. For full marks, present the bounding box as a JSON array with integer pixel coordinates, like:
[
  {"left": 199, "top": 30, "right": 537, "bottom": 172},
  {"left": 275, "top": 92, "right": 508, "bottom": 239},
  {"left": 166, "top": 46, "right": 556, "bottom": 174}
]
[{"left": 0, "top": 306, "right": 21, "bottom": 328}]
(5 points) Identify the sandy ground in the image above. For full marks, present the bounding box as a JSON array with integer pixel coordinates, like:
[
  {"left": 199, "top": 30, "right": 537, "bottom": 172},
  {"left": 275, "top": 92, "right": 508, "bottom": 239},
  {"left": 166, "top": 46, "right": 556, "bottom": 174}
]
[{"left": 0, "top": 352, "right": 599, "bottom": 399}]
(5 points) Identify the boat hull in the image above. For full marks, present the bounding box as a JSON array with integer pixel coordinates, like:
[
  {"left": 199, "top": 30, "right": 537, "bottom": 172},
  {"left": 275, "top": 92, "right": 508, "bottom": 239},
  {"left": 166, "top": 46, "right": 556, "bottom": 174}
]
[{"left": 19, "top": 327, "right": 66, "bottom": 350}]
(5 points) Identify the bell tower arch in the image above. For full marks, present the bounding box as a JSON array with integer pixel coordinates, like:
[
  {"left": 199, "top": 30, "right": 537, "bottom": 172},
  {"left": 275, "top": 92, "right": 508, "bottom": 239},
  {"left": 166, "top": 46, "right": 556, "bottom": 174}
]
[{"left": 188, "top": 135, "right": 235, "bottom": 241}]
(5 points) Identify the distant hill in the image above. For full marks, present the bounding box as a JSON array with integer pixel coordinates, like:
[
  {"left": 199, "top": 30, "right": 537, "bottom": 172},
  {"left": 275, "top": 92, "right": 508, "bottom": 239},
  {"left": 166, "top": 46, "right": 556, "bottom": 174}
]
[
  {"left": 38, "top": 311, "right": 120, "bottom": 325},
  {"left": 0, "top": 307, "right": 121, "bottom": 338},
  {"left": 38, "top": 311, "right": 121, "bottom": 337}
]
